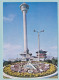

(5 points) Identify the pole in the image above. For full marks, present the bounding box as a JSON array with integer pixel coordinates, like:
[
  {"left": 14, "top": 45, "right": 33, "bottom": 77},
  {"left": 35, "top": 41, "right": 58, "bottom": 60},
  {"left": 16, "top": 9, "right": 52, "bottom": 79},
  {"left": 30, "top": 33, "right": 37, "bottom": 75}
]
[
  {"left": 34, "top": 29, "right": 44, "bottom": 61},
  {"left": 38, "top": 32, "right": 40, "bottom": 61}
]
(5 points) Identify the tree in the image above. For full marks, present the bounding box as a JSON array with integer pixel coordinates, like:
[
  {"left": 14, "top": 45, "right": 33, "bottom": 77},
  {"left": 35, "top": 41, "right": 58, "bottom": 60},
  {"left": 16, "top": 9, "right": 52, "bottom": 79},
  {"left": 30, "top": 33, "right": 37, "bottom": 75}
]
[
  {"left": 3, "top": 61, "right": 11, "bottom": 66},
  {"left": 52, "top": 57, "right": 58, "bottom": 66}
]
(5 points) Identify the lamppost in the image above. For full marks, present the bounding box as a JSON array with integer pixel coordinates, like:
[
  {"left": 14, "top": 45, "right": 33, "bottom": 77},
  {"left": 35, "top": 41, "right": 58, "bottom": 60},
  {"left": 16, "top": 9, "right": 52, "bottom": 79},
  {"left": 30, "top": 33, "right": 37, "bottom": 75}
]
[{"left": 34, "top": 29, "right": 44, "bottom": 61}]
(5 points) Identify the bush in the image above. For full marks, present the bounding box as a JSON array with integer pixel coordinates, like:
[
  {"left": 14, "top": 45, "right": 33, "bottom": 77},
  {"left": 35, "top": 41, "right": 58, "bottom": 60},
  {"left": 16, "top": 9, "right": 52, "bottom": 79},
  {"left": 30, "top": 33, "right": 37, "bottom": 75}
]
[{"left": 3, "top": 61, "right": 12, "bottom": 66}]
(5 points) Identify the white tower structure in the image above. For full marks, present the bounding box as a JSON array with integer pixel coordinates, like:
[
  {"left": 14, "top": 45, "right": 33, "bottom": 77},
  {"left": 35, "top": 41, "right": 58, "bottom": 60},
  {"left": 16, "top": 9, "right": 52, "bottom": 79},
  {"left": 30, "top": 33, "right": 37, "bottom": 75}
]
[
  {"left": 20, "top": 3, "right": 32, "bottom": 61},
  {"left": 20, "top": 3, "right": 29, "bottom": 54}
]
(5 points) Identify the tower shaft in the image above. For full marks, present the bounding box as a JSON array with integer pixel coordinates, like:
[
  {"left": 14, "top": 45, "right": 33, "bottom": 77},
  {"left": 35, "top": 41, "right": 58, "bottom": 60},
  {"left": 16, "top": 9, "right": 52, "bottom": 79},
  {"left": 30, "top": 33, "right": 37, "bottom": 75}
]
[{"left": 23, "top": 11, "right": 28, "bottom": 53}]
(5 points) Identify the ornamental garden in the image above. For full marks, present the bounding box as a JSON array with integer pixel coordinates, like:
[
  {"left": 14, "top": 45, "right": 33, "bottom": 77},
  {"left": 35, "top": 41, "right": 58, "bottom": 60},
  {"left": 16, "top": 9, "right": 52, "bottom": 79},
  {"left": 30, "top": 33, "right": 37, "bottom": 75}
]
[{"left": 3, "top": 61, "right": 57, "bottom": 78}]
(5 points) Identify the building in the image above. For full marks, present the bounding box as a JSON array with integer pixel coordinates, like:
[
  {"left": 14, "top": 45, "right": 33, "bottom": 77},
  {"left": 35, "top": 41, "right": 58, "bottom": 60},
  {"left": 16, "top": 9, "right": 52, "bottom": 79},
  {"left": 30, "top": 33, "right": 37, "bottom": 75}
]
[
  {"left": 36, "top": 49, "right": 47, "bottom": 61},
  {"left": 20, "top": 52, "right": 32, "bottom": 61},
  {"left": 20, "top": 49, "right": 47, "bottom": 61}
]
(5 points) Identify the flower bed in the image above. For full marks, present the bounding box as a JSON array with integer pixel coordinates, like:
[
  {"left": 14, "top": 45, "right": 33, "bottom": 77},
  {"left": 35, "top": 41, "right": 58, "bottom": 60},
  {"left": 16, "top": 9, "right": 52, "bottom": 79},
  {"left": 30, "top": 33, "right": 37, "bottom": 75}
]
[{"left": 3, "top": 63, "right": 57, "bottom": 77}]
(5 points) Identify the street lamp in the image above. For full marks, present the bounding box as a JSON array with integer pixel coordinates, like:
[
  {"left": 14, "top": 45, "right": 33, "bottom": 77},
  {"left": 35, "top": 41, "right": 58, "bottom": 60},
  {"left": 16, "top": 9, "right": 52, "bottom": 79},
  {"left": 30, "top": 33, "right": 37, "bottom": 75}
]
[{"left": 34, "top": 29, "right": 44, "bottom": 61}]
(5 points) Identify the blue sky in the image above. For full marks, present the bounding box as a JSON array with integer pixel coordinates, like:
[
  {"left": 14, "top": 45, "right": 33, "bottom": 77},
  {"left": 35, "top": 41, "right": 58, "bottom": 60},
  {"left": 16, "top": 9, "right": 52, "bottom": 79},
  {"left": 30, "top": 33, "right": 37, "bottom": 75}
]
[{"left": 3, "top": 2, "right": 58, "bottom": 60}]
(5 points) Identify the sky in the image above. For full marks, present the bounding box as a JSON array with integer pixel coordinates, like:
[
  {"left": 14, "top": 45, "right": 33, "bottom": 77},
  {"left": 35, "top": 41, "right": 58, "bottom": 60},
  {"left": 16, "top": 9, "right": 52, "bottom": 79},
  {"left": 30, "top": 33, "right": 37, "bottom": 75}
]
[{"left": 3, "top": 2, "right": 58, "bottom": 60}]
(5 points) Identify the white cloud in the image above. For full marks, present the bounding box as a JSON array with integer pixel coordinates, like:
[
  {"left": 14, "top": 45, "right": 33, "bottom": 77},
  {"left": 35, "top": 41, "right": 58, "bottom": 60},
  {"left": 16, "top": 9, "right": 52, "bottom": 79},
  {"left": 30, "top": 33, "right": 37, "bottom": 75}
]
[
  {"left": 50, "top": 46, "right": 57, "bottom": 50},
  {"left": 4, "top": 43, "right": 21, "bottom": 52},
  {"left": 3, "top": 14, "right": 15, "bottom": 22},
  {"left": 3, "top": 43, "right": 22, "bottom": 60}
]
